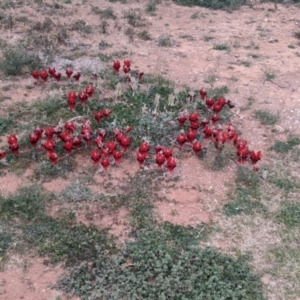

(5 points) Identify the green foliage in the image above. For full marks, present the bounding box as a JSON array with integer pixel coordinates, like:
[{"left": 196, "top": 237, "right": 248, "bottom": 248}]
[
  {"left": 278, "top": 202, "right": 300, "bottom": 227},
  {"left": 0, "top": 185, "right": 48, "bottom": 221},
  {"left": 137, "top": 30, "right": 152, "bottom": 40},
  {"left": 57, "top": 223, "right": 264, "bottom": 300},
  {"left": 123, "top": 9, "right": 144, "bottom": 27},
  {"left": 270, "top": 136, "right": 300, "bottom": 153},
  {"left": 224, "top": 166, "right": 263, "bottom": 216},
  {"left": 173, "top": 0, "right": 246, "bottom": 9},
  {"left": 254, "top": 109, "right": 279, "bottom": 125},
  {"left": 0, "top": 46, "right": 43, "bottom": 76},
  {"left": 71, "top": 20, "right": 93, "bottom": 34},
  {"left": 92, "top": 6, "right": 117, "bottom": 19},
  {"left": 0, "top": 230, "right": 13, "bottom": 259},
  {"left": 158, "top": 34, "right": 173, "bottom": 46},
  {"left": 31, "top": 95, "right": 73, "bottom": 124},
  {"left": 208, "top": 85, "right": 229, "bottom": 98},
  {"left": 128, "top": 188, "right": 155, "bottom": 229},
  {"left": 59, "top": 181, "right": 94, "bottom": 202},
  {"left": 21, "top": 216, "right": 115, "bottom": 265},
  {"left": 213, "top": 43, "right": 230, "bottom": 50},
  {"left": 99, "top": 40, "right": 112, "bottom": 49},
  {"left": 0, "top": 117, "right": 13, "bottom": 135}
]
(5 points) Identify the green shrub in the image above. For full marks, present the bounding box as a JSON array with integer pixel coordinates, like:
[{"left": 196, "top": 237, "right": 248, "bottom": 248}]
[
  {"left": 0, "top": 46, "right": 43, "bottom": 76},
  {"left": 57, "top": 224, "right": 265, "bottom": 300},
  {"left": 173, "top": 0, "right": 246, "bottom": 10},
  {"left": 279, "top": 202, "right": 300, "bottom": 227},
  {"left": 0, "top": 185, "right": 48, "bottom": 221}
]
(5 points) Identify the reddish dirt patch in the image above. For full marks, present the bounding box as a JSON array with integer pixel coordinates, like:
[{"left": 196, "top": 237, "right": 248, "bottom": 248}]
[{"left": 0, "top": 257, "right": 78, "bottom": 300}]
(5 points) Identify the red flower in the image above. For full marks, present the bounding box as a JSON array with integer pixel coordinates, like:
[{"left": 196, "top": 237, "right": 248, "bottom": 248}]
[
  {"left": 32, "top": 70, "right": 39, "bottom": 80},
  {"left": 94, "top": 111, "right": 103, "bottom": 123},
  {"left": 65, "top": 121, "right": 75, "bottom": 133},
  {"left": 54, "top": 72, "right": 61, "bottom": 81},
  {"left": 156, "top": 152, "right": 165, "bottom": 168},
  {"left": 79, "top": 91, "right": 88, "bottom": 104},
  {"left": 48, "top": 67, "right": 56, "bottom": 77},
  {"left": 205, "top": 98, "right": 214, "bottom": 109},
  {"left": 199, "top": 88, "right": 207, "bottom": 100},
  {"left": 138, "top": 71, "right": 144, "bottom": 80},
  {"left": 67, "top": 91, "right": 77, "bottom": 110},
  {"left": 39, "top": 70, "right": 48, "bottom": 82},
  {"left": 66, "top": 68, "right": 73, "bottom": 79},
  {"left": 178, "top": 114, "right": 188, "bottom": 126},
  {"left": 29, "top": 132, "right": 40, "bottom": 147},
  {"left": 47, "top": 151, "right": 59, "bottom": 164},
  {"left": 139, "top": 141, "right": 150, "bottom": 153},
  {"left": 101, "top": 156, "right": 110, "bottom": 171},
  {"left": 0, "top": 150, "right": 7, "bottom": 160},
  {"left": 163, "top": 147, "right": 173, "bottom": 158},
  {"left": 124, "top": 60, "right": 131, "bottom": 68},
  {"left": 136, "top": 151, "right": 147, "bottom": 166},
  {"left": 167, "top": 157, "right": 176, "bottom": 172},
  {"left": 85, "top": 85, "right": 94, "bottom": 97},
  {"left": 112, "top": 150, "right": 123, "bottom": 163},
  {"left": 176, "top": 133, "right": 187, "bottom": 147},
  {"left": 113, "top": 60, "right": 121, "bottom": 72},
  {"left": 91, "top": 149, "right": 101, "bottom": 164},
  {"left": 250, "top": 151, "right": 261, "bottom": 164},
  {"left": 211, "top": 113, "right": 219, "bottom": 125},
  {"left": 189, "top": 111, "right": 199, "bottom": 122},
  {"left": 187, "top": 129, "right": 197, "bottom": 143},
  {"left": 120, "top": 135, "right": 131, "bottom": 151},
  {"left": 73, "top": 72, "right": 81, "bottom": 81},
  {"left": 192, "top": 140, "right": 203, "bottom": 154}
]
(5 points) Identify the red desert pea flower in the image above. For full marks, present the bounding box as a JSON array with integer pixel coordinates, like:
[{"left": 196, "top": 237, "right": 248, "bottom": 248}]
[
  {"left": 113, "top": 60, "right": 121, "bottom": 72},
  {"left": 66, "top": 68, "right": 73, "bottom": 79},
  {"left": 67, "top": 91, "right": 77, "bottom": 110}
]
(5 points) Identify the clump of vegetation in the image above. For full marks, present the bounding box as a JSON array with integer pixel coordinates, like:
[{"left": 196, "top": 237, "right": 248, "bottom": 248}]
[
  {"left": 254, "top": 110, "right": 279, "bottom": 125},
  {"left": 0, "top": 185, "right": 49, "bottom": 221},
  {"left": 172, "top": 0, "right": 246, "bottom": 10},
  {"left": 213, "top": 43, "right": 230, "bottom": 51},
  {"left": 71, "top": 20, "right": 93, "bottom": 34},
  {"left": 22, "top": 217, "right": 115, "bottom": 265},
  {"left": 0, "top": 45, "right": 43, "bottom": 76},
  {"left": 56, "top": 223, "right": 265, "bottom": 300},
  {"left": 223, "top": 166, "right": 263, "bottom": 216},
  {"left": 270, "top": 136, "right": 300, "bottom": 153},
  {"left": 123, "top": 9, "right": 144, "bottom": 27},
  {"left": 158, "top": 34, "right": 173, "bottom": 47},
  {"left": 278, "top": 202, "right": 300, "bottom": 227}
]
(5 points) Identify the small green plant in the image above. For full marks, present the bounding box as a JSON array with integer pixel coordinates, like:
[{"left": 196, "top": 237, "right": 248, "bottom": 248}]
[
  {"left": 264, "top": 70, "right": 276, "bottom": 81},
  {"left": 137, "top": 30, "right": 152, "bottom": 40},
  {"left": 99, "top": 40, "right": 112, "bottom": 49},
  {"left": 213, "top": 43, "right": 230, "bottom": 51},
  {"left": 270, "top": 136, "right": 300, "bottom": 153},
  {"left": 100, "top": 20, "right": 109, "bottom": 34},
  {"left": 172, "top": 0, "right": 246, "bottom": 9},
  {"left": 0, "top": 117, "right": 13, "bottom": 135},
  {"left": 0, "top": 185, "right": 49, "bottom": 221},
  {"left": 158, "top": 34, "right": 173, "bottom": 46},
  {"left": 191, "top": 11, "right": 200, "bottom": 18},
  {"left": 203, "top": 35, "right": 214, "bottom": 41},
  {"left": 0, "top": 46, "right": 43, "bottom": 76},
  {"left": 31, "top": 17, "right": 55, "bottom": 32},
  {"left": 124, "top": 27, "right": 135, "bottom": 42},
  {"left": 254, "top": 110, "right": 279, "bottom": 125},
  {"left": 123, "top": 8, "right": 143, "bottom": 27},
  {"left": 240, "top": 96, "right": 255, "bottom": 111},
  {"left": 56, "top": 223, "right": 265, "bottom": 300},
  {"left": 288, "top": 44, "right": 296, "bottom": 49},
  {"left": 146, "top": 1, "right": 157, "bottom": 13},
  {"left": 241, "top": 60, "right": 252, "bottom": 67},
  {"left": 294, "top": 31, "right": 300, "bottom": 40},
  {"left": 71, "top": 20, "right": 93, "bottom": 34},
  {"left": 278, "top": 202, "right": 300, "bottom": 227}
]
